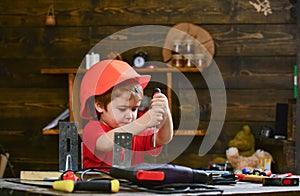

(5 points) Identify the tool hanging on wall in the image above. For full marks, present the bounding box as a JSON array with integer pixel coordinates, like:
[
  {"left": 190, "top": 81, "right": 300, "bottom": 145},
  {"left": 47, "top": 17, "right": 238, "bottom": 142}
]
[
  {"left": 59, "top": 122, "right": 78, "bottom": 171},
  {"left": 45, "top": 4, "right": 56, "bottom": 26},
  {"left": 42, "top": 109, "right": 69, "bottom": 130},
  {"left": 53, "top": 179, "right": 120, "bottom": 193}
]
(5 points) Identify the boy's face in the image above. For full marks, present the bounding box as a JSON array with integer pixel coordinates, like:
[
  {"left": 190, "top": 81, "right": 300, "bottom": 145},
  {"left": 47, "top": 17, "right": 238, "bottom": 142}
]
[{"left": 96, "top": 92, "right": 141, "bottom": 128}]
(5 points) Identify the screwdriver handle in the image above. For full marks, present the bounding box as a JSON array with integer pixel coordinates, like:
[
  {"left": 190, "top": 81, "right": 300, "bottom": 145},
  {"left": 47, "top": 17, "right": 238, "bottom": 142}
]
[
  {"left": 52, "top": 179, "right": 120, "bottom": 193},
  {"left": 152, "top": 88, "right": 161, "bottom": 98}
]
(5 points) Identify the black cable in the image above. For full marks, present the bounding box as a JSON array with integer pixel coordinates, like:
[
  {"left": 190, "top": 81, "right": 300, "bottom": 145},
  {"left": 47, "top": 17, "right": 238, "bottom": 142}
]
[
  {"left": 0, "top": 144, "right": 16, "bottom": 177},
  {"left": 79, "top": 167, "right": 110, "bottom": 181},
  {"left": 61, "top": 166, "right": 111, "bottom": 181}
]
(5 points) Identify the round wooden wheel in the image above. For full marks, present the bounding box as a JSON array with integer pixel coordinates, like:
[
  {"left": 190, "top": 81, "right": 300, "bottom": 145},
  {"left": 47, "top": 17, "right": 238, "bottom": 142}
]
[{"left": 162, "top": 22, "right": 215, "bottom": 69}]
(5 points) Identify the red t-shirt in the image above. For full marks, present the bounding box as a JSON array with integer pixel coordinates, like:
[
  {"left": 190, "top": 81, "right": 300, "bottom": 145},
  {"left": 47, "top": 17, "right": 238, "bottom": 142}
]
[{"left": 82, "top": 120, "right": 161, "bottom": 168}]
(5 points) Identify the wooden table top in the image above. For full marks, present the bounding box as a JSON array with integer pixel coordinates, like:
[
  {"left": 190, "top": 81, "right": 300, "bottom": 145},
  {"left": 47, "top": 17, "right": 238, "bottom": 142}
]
[{"left": 1, "top": 178, "right": 300, "bottom": 196}]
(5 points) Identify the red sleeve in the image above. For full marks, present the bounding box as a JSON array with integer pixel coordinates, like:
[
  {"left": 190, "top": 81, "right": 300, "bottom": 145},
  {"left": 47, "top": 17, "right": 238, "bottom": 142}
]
[
  {"left": 82, "top": 120, "right": 105, "bottom": 154},
  {"left": 82, "top": 121, "right": 113, "bottom": 168}
]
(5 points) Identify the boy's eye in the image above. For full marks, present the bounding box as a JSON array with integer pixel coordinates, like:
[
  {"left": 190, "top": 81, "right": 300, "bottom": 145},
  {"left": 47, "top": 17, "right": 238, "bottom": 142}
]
[
  {"left": 132, "top": 108, "right": 138, "bottom": 112},
  {"left": 118, "top": 108, "right": 127, "bottom": 112}
]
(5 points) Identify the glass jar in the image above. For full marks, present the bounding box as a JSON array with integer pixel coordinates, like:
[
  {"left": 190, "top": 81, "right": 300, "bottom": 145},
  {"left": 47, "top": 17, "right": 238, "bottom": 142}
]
[
  {"left": 184, "top": 54, "right": 194, "bottom": 68},
  {"left": 184, "top": 39, "right": 194, "bottom": 54},
  {"left": 172, "top": 40, "right": 182, "bottom": 54},
  {"left": 193, "top": 53, "right": 205, "bottom": 68},
  {"left": 172, "top": 54, "right": 183, "bottom": 68}
]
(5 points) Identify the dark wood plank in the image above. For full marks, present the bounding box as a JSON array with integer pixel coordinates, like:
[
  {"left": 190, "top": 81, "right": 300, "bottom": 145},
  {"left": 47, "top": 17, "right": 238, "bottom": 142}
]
[
  {"left": 0, "top": 55, "right": 295, "bottom": 89},
  {"left": 0, "top": 27, "right": 89, "bottom": 58},
  {"left": 211, "top": 25, "right": 297, "bottom": 56},
  {"left": 171, "top": 88, "right": 292, "bottom": 122},
  {"left": 0, "top": 24, "right": 296, "bottom": 60},
  {"left": 0, "top": 88, "right": 68, "bottom": 119},
  {"left": 90, "top": 24, "right": 297, "bottom": 59},
  {"left": 0, "top": 0, "right": 294, "bottom": 27}
]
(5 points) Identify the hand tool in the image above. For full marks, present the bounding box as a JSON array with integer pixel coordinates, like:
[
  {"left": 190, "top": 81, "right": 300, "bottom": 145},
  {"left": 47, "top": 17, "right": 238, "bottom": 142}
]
[
  {"left": 151, "top": 88, "right": 161, "bottom": 152},
  {"left": 235, "top": 173, "right": 268, "bottom": 182},
  {"left": 52, "top": 179, "right": 120, "bottom": 193},
  {"left": 271, "top": 173, "right": 293, "bottom": 178},
  {"left": 59, "top": 122, "right": 78, "bottom": 171},
  {"left": 263, "top": 177, "right": 299, "bottom": 186},
  {"left": 109, "top": 163, "right": 212, "bottom": 187}
]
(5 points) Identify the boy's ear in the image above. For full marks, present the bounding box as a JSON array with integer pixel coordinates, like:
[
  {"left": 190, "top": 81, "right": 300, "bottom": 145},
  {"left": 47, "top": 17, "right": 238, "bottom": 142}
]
[{"left": 94, "top": 102, "right": 104, "bottom": 113}]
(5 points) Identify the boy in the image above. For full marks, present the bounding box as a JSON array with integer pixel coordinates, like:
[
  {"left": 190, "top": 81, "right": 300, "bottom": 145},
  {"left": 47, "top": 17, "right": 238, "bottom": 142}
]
[{"left": 80, "top": 59, "right": 173, "bottom": 168}]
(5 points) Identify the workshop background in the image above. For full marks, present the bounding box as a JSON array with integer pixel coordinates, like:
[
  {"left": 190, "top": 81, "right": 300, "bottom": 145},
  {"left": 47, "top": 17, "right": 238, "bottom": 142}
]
[{"left": 0, "top": 0, "right": 299, "bottom": 177}]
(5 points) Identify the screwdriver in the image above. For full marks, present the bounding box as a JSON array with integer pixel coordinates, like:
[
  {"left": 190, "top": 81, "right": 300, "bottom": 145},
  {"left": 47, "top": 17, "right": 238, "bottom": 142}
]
[
  {"left": 52, "top": 179, "right": 120, "bottom": 193},
  {"left": 152, "top": 88, "right": 161, "bottom": 153}
]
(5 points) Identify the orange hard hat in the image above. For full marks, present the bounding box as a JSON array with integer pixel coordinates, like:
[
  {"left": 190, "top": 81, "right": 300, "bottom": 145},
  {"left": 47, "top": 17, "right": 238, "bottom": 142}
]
[{"left": 80, "top": 59, "right": 151, "bottom": 119}]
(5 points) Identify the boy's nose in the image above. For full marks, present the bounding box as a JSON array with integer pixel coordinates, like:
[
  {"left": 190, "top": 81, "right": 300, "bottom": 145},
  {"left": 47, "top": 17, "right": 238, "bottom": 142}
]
[{"left": 124, "top": 109, "right": 133, "bottom": 119}]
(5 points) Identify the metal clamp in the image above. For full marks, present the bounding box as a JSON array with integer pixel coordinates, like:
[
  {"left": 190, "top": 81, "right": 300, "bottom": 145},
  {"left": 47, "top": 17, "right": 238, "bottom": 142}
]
[
  {"left": 59, "top": 122, "right": 78, "bottom": 171},
  {"left": 113, "top": 132, "right": 132, "bottom": 167}
]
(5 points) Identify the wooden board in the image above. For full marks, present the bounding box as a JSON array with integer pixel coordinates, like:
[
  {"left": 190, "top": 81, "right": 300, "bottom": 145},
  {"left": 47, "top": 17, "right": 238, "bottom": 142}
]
[
  {"left": 20, "top": 170, "right": 110, "bottom": 181},
  {"left": 0, "top": 0, "right": 293, "bottom": 27},
  {"left": 20, "top": 171, "right": 62, "bottom": 181},
  {"left": 6, "top": 178, "right": 53, "bottom": 187}
]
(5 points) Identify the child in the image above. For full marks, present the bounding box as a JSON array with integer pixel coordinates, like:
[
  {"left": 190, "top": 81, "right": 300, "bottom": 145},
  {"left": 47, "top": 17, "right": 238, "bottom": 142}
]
[{"left": 80, "top": 59, "right": 173, "bottom": 168}]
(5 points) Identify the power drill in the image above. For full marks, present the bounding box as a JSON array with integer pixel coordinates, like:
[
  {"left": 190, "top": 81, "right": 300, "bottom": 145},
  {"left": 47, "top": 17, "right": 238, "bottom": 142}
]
[{"left": 109, "top": 163, "right": 212, "bottom": 187}]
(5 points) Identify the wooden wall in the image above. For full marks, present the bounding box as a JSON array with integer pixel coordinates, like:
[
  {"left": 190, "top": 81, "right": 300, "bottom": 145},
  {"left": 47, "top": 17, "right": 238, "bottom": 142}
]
[{"left": 0, "top": 0, "right": 297, "bottom": 176}]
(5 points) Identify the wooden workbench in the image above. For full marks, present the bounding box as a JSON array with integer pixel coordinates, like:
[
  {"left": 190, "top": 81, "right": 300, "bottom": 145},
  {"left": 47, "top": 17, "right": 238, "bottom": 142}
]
[{"left": 1, "top": 178, "right": 300, "bottom": 196}]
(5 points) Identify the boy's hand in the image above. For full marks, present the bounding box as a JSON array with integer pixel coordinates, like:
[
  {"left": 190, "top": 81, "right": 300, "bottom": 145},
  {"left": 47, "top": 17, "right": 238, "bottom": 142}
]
[
  {"left": 142, "top": 106, "right": 164, "bottom": 128},
  {"left": 136, "top": 93, "right": 170, "bottom": 128},
  {"left": 151, "top": 93, "right": 170, "bottom": 115}
]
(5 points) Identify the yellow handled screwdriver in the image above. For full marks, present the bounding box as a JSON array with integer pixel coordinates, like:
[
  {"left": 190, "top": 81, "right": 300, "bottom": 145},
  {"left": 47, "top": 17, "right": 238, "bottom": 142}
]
[{"left": 52, "top": 179, "right": 120, "bottom": 193}]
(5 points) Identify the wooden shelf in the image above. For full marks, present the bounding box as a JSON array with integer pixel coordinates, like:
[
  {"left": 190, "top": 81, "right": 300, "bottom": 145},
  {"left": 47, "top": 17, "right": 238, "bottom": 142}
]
[
  {"left": 41, "top": 67, "right": 202, "bottom": 74},
  {"left": 42, "top": 128, "right": 206, "bottom": 136}
]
